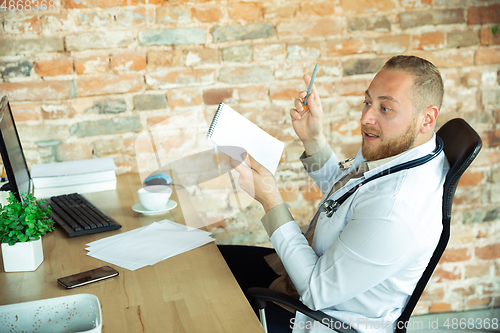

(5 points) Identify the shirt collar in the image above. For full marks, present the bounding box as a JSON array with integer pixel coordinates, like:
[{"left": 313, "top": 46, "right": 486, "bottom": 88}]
[{"left": 365, "top": 150, "right": 409, "bottom": 171}]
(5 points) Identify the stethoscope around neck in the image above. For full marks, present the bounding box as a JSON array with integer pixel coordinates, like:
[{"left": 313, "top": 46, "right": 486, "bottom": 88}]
[{"left": 319, "top": 136, "right": 444, "bottom": 217}]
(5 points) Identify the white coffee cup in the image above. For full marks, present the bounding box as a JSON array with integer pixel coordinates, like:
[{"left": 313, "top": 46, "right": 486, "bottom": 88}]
[{"left": 138, "top": 185, "right": 172, "bottom": 211}]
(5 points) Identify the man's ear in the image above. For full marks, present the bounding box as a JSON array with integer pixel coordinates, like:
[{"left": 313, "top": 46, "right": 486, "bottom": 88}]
[{"left": 420, "top": 105, "right": 439, "bottom": 134}]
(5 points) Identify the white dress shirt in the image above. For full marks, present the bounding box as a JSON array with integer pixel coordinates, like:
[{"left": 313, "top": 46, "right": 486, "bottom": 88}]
[{"left": 261, "top": 134, "right": 449, "bottom": 333}]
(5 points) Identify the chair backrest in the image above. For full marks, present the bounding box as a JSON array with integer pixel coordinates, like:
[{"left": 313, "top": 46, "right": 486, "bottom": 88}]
[{"left": 396, "top": 118, "right": 482, "bottom": 332}]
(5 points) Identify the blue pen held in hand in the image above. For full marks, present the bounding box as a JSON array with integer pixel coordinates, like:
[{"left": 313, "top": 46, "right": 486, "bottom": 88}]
[{"left": 303, "top": 63, "right": 319, "bottom": 108}]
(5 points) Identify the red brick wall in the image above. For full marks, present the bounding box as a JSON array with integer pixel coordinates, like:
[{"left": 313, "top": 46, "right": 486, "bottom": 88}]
[{"left": 1, "top": 0, "right": 499, "bottom": 314}]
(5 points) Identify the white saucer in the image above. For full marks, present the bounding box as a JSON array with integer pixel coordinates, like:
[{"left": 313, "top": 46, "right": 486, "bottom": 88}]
[{"left": 132, "top": 200, "right": 177, "bottom": 215}]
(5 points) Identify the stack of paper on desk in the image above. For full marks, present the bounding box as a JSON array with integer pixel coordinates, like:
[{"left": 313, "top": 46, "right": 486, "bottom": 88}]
[{"left": 85, "top": 220, "right": 214, "bottom": 271}]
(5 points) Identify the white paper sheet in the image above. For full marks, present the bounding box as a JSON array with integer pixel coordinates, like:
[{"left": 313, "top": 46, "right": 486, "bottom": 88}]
[
  {"left": 85, "top": 220, "right": 214, "bottom": 271},
  {"left": 206, "top": 103, "right": 284, "bottom": 175}
]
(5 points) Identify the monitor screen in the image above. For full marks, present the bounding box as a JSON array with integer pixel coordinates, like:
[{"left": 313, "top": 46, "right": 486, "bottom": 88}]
[{"left": 0, "top": 96, "right": 31, "bottom": 204}]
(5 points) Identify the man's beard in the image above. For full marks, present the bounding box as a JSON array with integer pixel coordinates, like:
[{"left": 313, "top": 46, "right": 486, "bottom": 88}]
[{"left": 361, "top": 116, "right": 418, "bottom": 161}]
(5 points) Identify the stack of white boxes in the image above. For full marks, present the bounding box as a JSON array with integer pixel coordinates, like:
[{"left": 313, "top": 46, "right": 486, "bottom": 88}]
[{"left": 31, "top": 157, "right": 117, "bottom": 198}]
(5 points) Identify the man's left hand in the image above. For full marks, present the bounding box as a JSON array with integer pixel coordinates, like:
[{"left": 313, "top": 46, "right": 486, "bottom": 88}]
[{"left": 230, "top": 153, "right": 284, "bottom": 213}]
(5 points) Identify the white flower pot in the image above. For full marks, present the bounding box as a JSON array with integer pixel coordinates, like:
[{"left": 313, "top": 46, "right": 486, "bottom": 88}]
[{"left": 1, "top": 238, "right": 44, "bottom": 272}]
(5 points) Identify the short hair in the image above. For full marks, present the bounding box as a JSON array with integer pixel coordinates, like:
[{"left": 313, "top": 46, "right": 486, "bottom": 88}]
[{"left": 382, "top": 55, "right": 444, "bottom": 114}]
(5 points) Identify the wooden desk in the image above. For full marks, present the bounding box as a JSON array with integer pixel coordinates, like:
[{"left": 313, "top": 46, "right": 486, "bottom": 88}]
[{"left": 0, "top": 173, "right": 264, "bottom": 333}]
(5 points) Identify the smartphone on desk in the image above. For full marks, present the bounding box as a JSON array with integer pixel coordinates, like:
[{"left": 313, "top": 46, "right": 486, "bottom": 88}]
[{"left": 57, "top": 266, "right": 119, "bottom": 289}]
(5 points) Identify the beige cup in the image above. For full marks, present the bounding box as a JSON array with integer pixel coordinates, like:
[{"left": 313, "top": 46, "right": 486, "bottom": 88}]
[{"left": 138, "top": 185, "right": 172, "bottom": 211}]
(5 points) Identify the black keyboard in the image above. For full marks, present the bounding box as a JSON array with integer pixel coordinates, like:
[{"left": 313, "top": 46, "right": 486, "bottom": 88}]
[{"left": 46, "top": 193, "right": 122, "bottom": 237}]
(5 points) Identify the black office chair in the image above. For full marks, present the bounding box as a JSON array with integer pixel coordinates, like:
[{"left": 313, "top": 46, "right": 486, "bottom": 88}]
[{"left": 248, "top": 118, "right": 482, "bottom": 333}]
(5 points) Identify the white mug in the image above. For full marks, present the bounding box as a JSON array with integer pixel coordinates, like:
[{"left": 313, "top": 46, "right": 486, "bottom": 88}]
[{"left": 138, "top": 185, "right": 172, "bottom": 211}]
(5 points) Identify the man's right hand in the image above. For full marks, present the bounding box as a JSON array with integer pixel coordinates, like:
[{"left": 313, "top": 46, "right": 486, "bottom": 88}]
[{"left": 290, "top": 74, "right": 326, "bottom": 156}]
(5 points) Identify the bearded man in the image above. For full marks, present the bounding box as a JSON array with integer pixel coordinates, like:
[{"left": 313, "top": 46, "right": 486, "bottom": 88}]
[{"left": 219, "top": 55, "right": 449, "bottom": 333}]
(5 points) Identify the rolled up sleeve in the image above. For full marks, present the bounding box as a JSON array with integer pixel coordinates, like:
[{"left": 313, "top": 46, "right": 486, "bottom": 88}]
[
  {"left": 300, "top": 144, "right": 333, "bottom": 173},
  {"left": 261, "top": 203, "right": 295, "bottom": 237}
]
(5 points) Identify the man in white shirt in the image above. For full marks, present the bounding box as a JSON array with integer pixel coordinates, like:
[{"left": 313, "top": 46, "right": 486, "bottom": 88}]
[{"left": 219, "top": 55, "right": 449, "bottom": 333}]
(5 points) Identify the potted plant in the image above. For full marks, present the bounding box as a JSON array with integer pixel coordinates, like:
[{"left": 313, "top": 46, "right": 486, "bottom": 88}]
[{"left": 0, "top": 192, "right": 54, "bottom": 272}]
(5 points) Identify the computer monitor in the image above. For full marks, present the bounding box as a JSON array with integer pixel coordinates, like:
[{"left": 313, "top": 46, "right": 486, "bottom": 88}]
[{"left": 0, "top": 96, "right": 32, "bottom": 204}]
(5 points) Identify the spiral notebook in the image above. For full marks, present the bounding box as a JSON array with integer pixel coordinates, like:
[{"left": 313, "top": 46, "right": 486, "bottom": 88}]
[{"left": 206, "top": 103, "right": 284, "bottom": 175}]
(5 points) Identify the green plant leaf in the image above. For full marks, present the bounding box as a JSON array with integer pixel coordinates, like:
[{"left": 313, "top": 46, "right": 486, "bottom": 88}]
[
  {"left": 493, "top": 25, "right": 499, "bottom": 35},
  {"left": 0, "top": 192, "right": 54, "bottom": 245}
]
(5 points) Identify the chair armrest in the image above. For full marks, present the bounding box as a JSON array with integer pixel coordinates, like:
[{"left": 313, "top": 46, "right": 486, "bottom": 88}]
[{"left": 247, "top": 287, "right": 357, "bottom": 333}]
